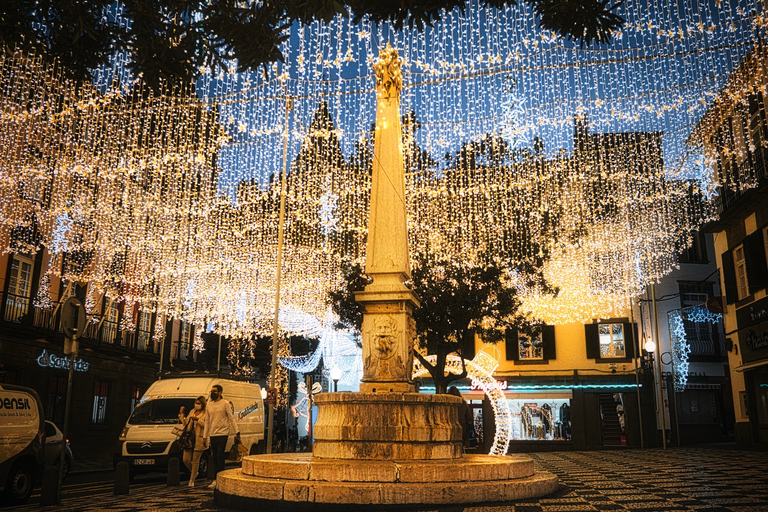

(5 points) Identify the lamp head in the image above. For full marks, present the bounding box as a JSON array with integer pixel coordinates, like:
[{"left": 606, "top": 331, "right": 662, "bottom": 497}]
[
  {"left": 644, "top": 340, "right": 657, "bottom": 353},
  {"left": 330, "top": 365, "right": 342, "bottom": 382}
]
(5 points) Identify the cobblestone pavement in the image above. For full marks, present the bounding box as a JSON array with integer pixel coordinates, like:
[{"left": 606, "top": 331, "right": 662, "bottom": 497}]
[{"left": 6, "top": 448, "right": 768, "bottom": 512}]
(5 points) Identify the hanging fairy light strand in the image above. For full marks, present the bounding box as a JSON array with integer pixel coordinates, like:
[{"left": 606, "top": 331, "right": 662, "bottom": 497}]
[{"left": 0, "top": 0, "right": 762, "bottom": 356}]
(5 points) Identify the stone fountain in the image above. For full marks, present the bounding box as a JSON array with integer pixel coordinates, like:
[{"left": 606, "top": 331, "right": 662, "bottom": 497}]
[{"left": 215, "top": 45, "right": 558, "bottom": 511}]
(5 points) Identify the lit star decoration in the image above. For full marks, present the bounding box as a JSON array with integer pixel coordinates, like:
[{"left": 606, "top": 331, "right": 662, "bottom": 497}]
[{"left": 667, "top": 306, "right": 722, "bottom": 391}]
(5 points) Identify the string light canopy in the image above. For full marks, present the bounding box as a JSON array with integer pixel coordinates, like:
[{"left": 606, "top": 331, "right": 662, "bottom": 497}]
[{"left": 0, "top": 0, "right": 762, "bottom": 347}]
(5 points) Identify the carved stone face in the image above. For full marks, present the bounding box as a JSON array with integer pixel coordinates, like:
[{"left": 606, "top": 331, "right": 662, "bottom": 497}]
[{"left": 373, "top": 315, "right": 398, "bottom": 360}]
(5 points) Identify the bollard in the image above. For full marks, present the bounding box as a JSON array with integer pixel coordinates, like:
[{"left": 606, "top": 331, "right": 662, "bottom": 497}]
[
  {"left": 167, "top": 457, "right": 180, "bottom": 486},
  {"left": 207, "top": 454, "right": 216, "bottom": 480},
  {"left": 40, "top": 465, "right": 60, "bottom": 505},
  {"left": 114, "top": 461, "right": 130, "bottom": 495}
]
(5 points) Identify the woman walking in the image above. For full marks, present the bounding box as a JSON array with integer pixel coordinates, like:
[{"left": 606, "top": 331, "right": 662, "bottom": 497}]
[{"left": 178, "top": 396, "right": 208, "bottom": 487}]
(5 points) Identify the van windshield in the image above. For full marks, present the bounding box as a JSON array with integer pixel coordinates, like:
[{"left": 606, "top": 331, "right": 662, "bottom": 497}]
[{"left": 129, "top": 398, "right": 195, "bottom": 425}]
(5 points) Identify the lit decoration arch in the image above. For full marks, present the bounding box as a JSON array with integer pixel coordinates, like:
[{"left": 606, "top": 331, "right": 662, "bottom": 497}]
[
  {"left": 412, "top": 346, "right": 512, "bottom": 456},
  {"left": 277, "top": 308, "right": 363, "bottom": 386}
]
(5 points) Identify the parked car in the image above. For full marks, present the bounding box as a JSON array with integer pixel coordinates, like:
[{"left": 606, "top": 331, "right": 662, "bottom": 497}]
[
  {"left": 44, "top": 421, "right": 73, "bottom": 480},
  {"left": 0, "top": 384, "right": 45, "bottom": 506}
]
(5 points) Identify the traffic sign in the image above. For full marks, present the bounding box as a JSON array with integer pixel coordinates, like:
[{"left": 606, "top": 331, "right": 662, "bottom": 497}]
[{"left": 61, "top": 297, "right": 87, "bottom": 341}]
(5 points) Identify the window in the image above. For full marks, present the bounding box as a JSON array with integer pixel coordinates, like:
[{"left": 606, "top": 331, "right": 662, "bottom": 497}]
[
  {"left": 599, "top": 324, "right": 626, "bottom": 358},
  {"left": 99, "top": 303, "right": 119, "bottom": 344},
  {"left": 734, "top": 244, "right": 749, "bottom": 300},
  {"left": 130, "top": 384, "right": 144, "bottom": 412},
  {"left": 678, "top": 282, "right": 724, "bottom": 357},
  {"left": 47, "top": 375, "right": 68, "bottom": 425},
  {"left": 92, "top": 379, "right": 110, "bottom": 425},
  {"left": 137, "top": 311, "right": 152, "bottom": 351},
  {"left": 518, "top": 332, "right": 543, "bottom": 360},
  {"left": 178, "top": 321, "right": 191, "bottom": 360},
  {"left": 5, "top": 254, "right": 33, "bottom": 321},
  {"left": 585, "top": 322, "right": 636, "bottom": 360},
  {"left": 679, "top": 231, "right": 708, "bottom": 264},
  {"left": 764, "top": 227, "right": 768, "bottom": 270},
  {"left": 506, "top": 326, "right": 556, "bottom": 362}
]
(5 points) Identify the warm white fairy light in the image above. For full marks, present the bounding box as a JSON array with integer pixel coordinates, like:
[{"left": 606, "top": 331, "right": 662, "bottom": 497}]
[
  {"left": 413, "top": 349, "right": 512, "bottom": 456},
  {"left": 0, "top": 0, "right": 761, "bottom": 350},
  {"left": 33, "top": 274, "right": 53, "bottom": 310}
]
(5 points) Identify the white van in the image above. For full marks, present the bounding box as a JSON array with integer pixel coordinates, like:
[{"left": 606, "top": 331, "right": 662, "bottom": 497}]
[
  {"left": 0, "top": 384, "right": 45, "bottom": 505},
  {"left": 115, "top": 376, "right": 264, "bottom": 477}
]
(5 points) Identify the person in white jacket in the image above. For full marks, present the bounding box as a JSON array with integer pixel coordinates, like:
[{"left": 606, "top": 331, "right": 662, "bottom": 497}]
[{"left": 203, "top": 384, "right": 238, "bottom": 489}]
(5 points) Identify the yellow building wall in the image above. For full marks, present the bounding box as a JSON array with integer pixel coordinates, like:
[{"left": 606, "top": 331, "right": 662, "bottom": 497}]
[
  {"left": 477, "top": 316, "right": 639, "bottom": 380},
  {"left": 714, "top": 228, "right": 749, "bottom": 424}
]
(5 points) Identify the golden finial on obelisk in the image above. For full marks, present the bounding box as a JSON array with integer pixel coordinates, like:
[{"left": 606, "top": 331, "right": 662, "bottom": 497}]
[{"left": 373, "top": 43, "right": 402, "bottom": 98}]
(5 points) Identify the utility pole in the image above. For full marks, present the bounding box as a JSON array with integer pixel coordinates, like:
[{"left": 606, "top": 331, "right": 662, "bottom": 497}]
[
  {"left": 650, "top": 284, "right": 667, "bottom": 449},
  {"left": 58, "top": 297, "right": 85, "bottom": 504},
  {"left": 630, "top": 300, "right": 644, "bottom": 448},
  {"left": 267, "top": 96, "right": 293, "bottom": 454}
]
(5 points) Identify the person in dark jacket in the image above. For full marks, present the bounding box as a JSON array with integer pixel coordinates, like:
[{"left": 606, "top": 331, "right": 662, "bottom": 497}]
[{"left": 448, "top": 386, "right": 473, "bottom": 448}]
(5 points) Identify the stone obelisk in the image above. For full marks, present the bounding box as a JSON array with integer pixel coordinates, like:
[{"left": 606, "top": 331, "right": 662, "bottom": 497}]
[{"left": 356, "top": 44, "right": 419, "bottom": 394}]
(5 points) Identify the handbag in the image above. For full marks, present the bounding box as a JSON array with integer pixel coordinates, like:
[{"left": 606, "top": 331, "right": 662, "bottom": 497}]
[
  {"left": 178, "top": 422, "right": 196, "bottom": 450},
  {"left": 171, "top": 425, "right": 185, "bottom": 437}
]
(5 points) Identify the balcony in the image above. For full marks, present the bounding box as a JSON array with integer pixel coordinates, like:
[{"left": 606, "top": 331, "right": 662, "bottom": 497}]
[{"left": 714, "top": 150, "right": 768, "bottom": 217}]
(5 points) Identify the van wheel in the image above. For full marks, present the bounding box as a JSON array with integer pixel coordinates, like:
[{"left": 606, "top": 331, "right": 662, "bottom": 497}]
[{"left": 3, "top": 462, "right": 33, "bottom": 505}]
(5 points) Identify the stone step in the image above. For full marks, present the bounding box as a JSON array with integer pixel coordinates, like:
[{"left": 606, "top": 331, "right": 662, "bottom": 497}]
[
  {"left": 217, "top": 464, "right": 559, "bottom": 509},
  {"left": 240, "top": 453, "right": 536, "bottom": 483}
]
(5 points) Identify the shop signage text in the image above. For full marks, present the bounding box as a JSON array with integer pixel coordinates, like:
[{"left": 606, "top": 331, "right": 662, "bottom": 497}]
[
  {"left": 744, "top": 329, "right": 768, "bottom": 351},
  {"left": 662, "top": 371, "right": 706, "bottom": 378},
  {"left": 736, "top": 296, "right": 768, "bottom": 329},
  {"left": 470, "top": 378, "right": 508, "bottom": 391},
  {"left": 37, "top": 349, "right": 90, "bottom": 372}
]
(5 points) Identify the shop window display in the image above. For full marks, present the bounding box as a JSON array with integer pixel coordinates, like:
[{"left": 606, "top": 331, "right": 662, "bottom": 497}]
[{"left": 508, "top": 398, "right": 571, "bottom": 441}]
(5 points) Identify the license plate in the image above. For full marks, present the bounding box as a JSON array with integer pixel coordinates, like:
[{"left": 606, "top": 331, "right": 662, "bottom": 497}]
[{"left": 134, "top": 459, "right": 155, "bottom": 465}]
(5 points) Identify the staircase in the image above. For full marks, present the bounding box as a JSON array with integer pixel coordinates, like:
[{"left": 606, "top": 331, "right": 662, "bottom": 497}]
[{"left": 598, "top": 394, "right": 624, "bottom": 446}]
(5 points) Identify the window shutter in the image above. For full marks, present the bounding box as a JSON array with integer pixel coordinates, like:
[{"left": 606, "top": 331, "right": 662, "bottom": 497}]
[
  {"left": 746, "top": 230, "right": 768, "bottom": 294},
  {"left": 461, "top": 329, "right": 476, "bottom": 360},
  {"left": 721, "top": 249, "right": 738, "bottom": 304},
  {"left": 622, "top": 322, "right": 637, "bottom": 359},
  {"left": 585, "top": 323, "right": 600, "bottom": 359},
  {"left": 505, "top": 327, "right": 519, "bottom": 361},
  {"left": 542, "top": 325, "right": 556, "bottom": 360}
]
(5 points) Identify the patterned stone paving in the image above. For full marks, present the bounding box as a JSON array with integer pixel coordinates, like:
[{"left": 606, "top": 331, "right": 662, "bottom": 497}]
[{"left": 7, "top": 448, "right": 768, "bottom": 511}]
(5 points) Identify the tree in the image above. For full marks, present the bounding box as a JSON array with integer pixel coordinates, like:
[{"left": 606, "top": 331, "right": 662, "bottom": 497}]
[
  {"left": 0, "top": 0, "right": 624, "bottom": 86},
  {"left": 330, "top": 255, "right": 525, "bottom": 394}
]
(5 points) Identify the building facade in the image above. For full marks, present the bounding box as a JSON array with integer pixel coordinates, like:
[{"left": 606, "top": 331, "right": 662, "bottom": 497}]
[
  {"left": 691, "top": 43, "right": 768, "bottom": 449},
  {"left": 0, "top": 249, "right": 207, "bottom": 460},
  {"left": 462, "top": 118, "right": 730, "bottom": 452}
]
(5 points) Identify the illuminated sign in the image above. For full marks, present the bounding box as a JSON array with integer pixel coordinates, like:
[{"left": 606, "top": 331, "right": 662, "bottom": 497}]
[
  {"left": 37, "top": 349, "right": 90, "bottom": 372},
  {"left": 470, "top": 378, "right": 507, "bottom": 391}
]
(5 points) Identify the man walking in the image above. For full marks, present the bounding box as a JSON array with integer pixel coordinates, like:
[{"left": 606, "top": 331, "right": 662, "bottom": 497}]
[{"left": 203, "top": 384, "right": 238, "bottom": 489}]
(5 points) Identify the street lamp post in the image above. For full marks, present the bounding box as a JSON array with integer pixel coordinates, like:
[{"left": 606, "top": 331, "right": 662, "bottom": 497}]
[{"left": 330, "top": 365, "right": 341, "bottom": 393}]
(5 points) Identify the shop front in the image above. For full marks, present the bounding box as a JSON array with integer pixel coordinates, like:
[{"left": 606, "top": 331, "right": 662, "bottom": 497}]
[
  {"left": 466, "top": 377, "right": 656, "bottom": 453},
  {"left": 735, "top": 297, "right": 768, "bottom": 447}
]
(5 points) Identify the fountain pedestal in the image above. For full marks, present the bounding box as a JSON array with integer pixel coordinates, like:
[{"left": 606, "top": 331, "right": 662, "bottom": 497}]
[{"left": 312, "top": 392, "right": 462, "bottom": 460}]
